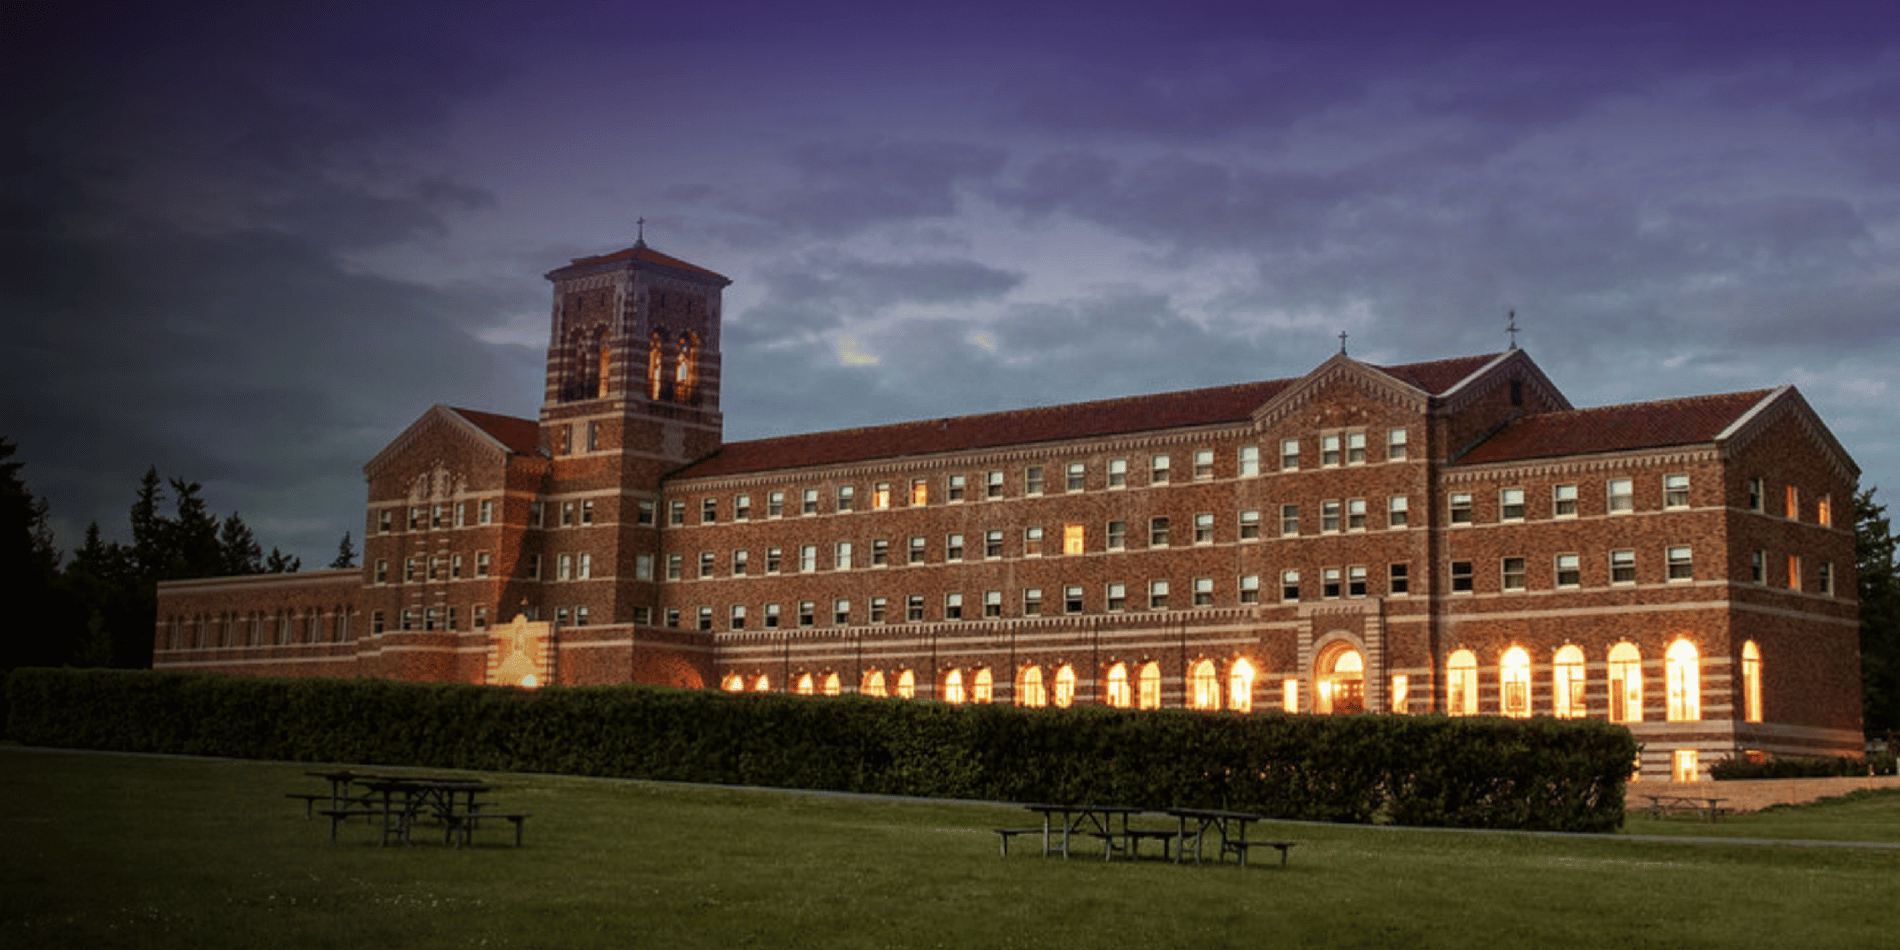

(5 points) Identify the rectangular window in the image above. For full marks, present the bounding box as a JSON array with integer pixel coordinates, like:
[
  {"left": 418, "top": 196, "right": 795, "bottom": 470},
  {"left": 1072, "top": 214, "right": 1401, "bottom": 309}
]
[
  {"left": 635, "top": 554, "right": 652, "bottom": 581},
  {"left": 1608, "top": 478, "right": 1634, "bottom": 513},
  {"left": 1388, "top": 563, "right": 1409, "bottom": 595},
  {"left": 1347, "top": 498, "right": 1367, "bottom": 531},
  {"left": 1500, "top": 488, "right": 1525, "bottom": 521},
  {"left": 1451, "top": 561, "right": 1474, "bottom": 593},
  {"left": 1747, "top": 477, "right": 1764, "bottom": 512},
  {"left": 1611, "top": 549, "right": 1636, "bottom": 584},
  {"left": 1502, "top": 557, "right": 1526, "bottom": 591},
  {"left": 560, "top": 502, "right": 575, "bottom": 527},
  {"left": 1321, "top": 434, "right": 1341, "bottom": 467},
  {"left": 698, "top": 607, "right": 714, "bottom": 631},
  {"left": 1281, "top": 570, "right": 1301, "bottom": 602},
  {"left": 946, "top": 534, "right": 964, "bottom": 561},
  {"left": 837, "top": 485, "right": 855, "bottom": 512},
  {"left": 871, "top": 539, "right": 889, "bottom": 567},
  {"left": 734, "top": 494, "right": 751, "bottom": 520},
  {"left": 1553, "top": 484, "right": 1578, "bottom": 518},
  {"left": 1062, "top": 523, "right": 1084, "bottom": 555},
  {"left": 768, "top": 491, "right": 785, "bottom": 518},
  {"left": 1555, "top": 553, "right": 1581, "bottom": 588},
  {"left": 478, "top": 500, "right": 494, "bottom": 525},
  {"left": 1022, "top": 466, "right": 1043, "bottom": 495},
  {"left": 1239, "top": 574, "right": 1260, "bottom": 604},
  {"left": 1149, "top": 517, "right": 1170, "bottom": 547},
  {"left": 698, "top": 552, "right": 713, "bottom": 578},
  {"left": 798, "top": 601, "right": 815, "bottom": 627},
  {"left": 526, "top": 554, "right": 541, "bottom": 580},
  {"left": 1664, "top": 474, "right": 1690, "bottom": 509},
  {"left": 1280, "top": 438, "right": 1299, "bottom": 471},
  {"left": 983, "top": 590, "right": 1002, "bottom": 618},
  {"left": 1147, "top": 580, "right": 1168, "bottom": 610},
  {"left": 577, "top": 553, "right": 591, "bottom": 579},
  {"left": 664, "top": 608, "right": 680, "bottom": 629},
  {"left": 1106, "top": 583, "right": 1126, "bottom": 612},
  {"left": 1066, "top": 585, "right": 1085, "bottom": 614},
  {"left": 1818, "top": 494, "right": 1833, "bottom": 527},
  {"left": 1346, "top": 432, "right": 1367, "bottom": 464},
  {"left": 802, "top": 488, "right": 820, "bottom": 515},
  {"left": 1024, "top": 527, "right": 1043, "bottom": 557},
  {"left": 909, "top": 536, "right": 927, "bottom": 564},
  {"left": 1388, "top": 495, "right": 1409, "bottom": 529},
  {"left": 1280, "top": 504, "right": 1299, "bottom": 537},
  {"left": 835, "top": 542, "right": 852, "bottom": 570},
  {"left": 1107, "top": 458, "right": 1128, "bottom": 488},
  {"left": 1387, "top": 428, "right": 1408, "bottom": 461},
  {"left": 946, "top": 475, "right": 965, "bottom": 501},
  {"left": 665, "top": 554, "right": 682, "bottom": 580},
  {"left": 1449, "top": 493, "right": 1473, "bottom": 525},
  {"left": 1322, "top": 568, "right": 1342, "bottom": 599},
  {"left": 1785, "top": 484, "right": 1800, "bottom": 520},
  {"left": 1820, "top": 560, "right": 1834, "bottom": 595},
  {"left": 1106, "top": 520, "right": 1127, "bottom": 550},
  {"left": 1194, "top": 513, "right": 1214, "bottom": 544},
  {"left": 1321, "top": 500, "right": 1341, "bottom": 533},
  {"left": 1193, "top": 576, "right": 1214, "bottom": 606},
  {"left": 405, "top": 557, "right": 419, "bottom": 583},
  {"left": 834, "top": 600, "right": 851, "bottom": 625},
  {"left": 986, "top": 470, "right": 1004, "bottom": 499},
  {"left": 985, "top": 530, "right": 1003, "bottom": 559},
  {"left": 1193, "top": 450, "right": 1214, "bottom": 479},
  {"left": 870, "top": 598, "right": 887, "bottom": 624},
  {"left": 701, "top": 498, "right": 716, "bottom": 523},
  {"left": 1023, "top": 588, "right": 1043, "bottom": 616},
  {"left": 475, "top": 552, "right": 491, "bottom": 578},
  {"left": 730, "top": 606, "right": 747, "bottom": 630},
  {"left": 637, "top": 499, "right": 656, "bottom": 526},
  {"left": 1239, "top": 446, "right": 1260, "bottom": 477},
  {"left": 763, "top": 605, "right": 779, "bottom": 628},
  {"left": 1067, "top": 462, "right": 1086, "bottom": 491},
  {"left": 731, "top": 549, "right": 749, "bottom": 576},
  {"left": 1750, "top": 549, "right": 1766, "bottom": 583},
  {"left": 1238, "top": 509, "right": 1261, "bottom": 540},
  {"left": 668, "top": 501, "right": 685, "bottom": 526},
  {"left": 379, "top": 509, "right": 394, "bottom": 533},
  {"left": 873, "top": 483, "right": 891, "bottom": 509},
  {"left": 1667, "top": 545, "right": 1693, "bottom": 581},
  {"left": 1150, "top": 455, "right": 1170, "bottom": 484},
  {"left": 1348, "top": 566, "right": 1367, "bottom": 598},
  {"left": 765, "top": 548, "right": 782, "bottom": 574}
]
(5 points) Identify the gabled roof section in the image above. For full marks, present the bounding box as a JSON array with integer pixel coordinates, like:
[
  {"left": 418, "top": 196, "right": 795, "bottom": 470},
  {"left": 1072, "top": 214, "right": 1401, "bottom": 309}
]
[
  {"left": 363, "top": 405, "right": 541, "bottom": 478},
  {"left": 1249, "top": 351, "right": 1505, "bottom": 429},
  {"left": 1376, "top": 352, "right": 1509, "bottom": 396},
  {"left": 1455, "top": 390, "right": 1774, "bottom": 465},
  {"left": 673, "top": 354, "right": 1507, "bottom": 481},
  {"left": 546, "top": 243, "right": 731, "bottom": 284}
]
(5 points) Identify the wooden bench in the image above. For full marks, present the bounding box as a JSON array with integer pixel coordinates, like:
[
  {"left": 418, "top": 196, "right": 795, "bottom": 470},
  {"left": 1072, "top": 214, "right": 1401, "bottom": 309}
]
[
  {"left": 1088, "top": 828, "right": 1184, "bottom": 861},
  {"left": 318, "top": 808, "right": 407, "bottom": 845},
  {"left": 1644, "top": 795, "right": 1728, "bottom": 821},
  {"left": 992, "top": 828, "right": 1044, "bottom": 856},
  {"left": 1225, "top": 839, "right": 1296, "bottom": 868},
  {"left": 286, "top": 792, "right": 328, "bottom": 819},
  {"left": 449, "top": 812, "right": 532, "bottom": 847}
]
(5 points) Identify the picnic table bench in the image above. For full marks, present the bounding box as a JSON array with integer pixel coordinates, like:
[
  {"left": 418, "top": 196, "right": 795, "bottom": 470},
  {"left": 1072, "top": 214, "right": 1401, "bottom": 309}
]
[
  {"left": 1000, "top": 804, "right": 1294, "bottom": 867},
  {"left": 1644, "top": 794, "right": 1729, "bottom": 821}
]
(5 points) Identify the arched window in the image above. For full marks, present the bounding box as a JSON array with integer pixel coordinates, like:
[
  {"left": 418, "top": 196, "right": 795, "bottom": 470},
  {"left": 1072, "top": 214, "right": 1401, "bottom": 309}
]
[
  {"left": 1447, "top": 649, "right": 1479, "bottom": 716},
  {"left": 942, "top": 669, "right": 965, "bottom": 704},
  {"left": 722, "top": 674, "right": 745, "bottom": 692},
  {"left": 896, "top": 669, "right": 916, "bottom": 700},
  {"left": 1019, "top": 666, "right": 1047, "bottom": 708},
  {"left": 1608, "top": 642, "right": 1643, "bottom": 723},
  {"left": 794, "top": 673, "right": 814, "bottom": 696},
  {"left": 1741, "top": 641, "right": 1763, "bottom": 723},
  {"left": 647, "top": 331, "right": 666, "bottom": 401},
  {"left": 1229, "top": 659, "right": 1255, "bottom": 713},
  {"left": 862, "top": 670, "right": 888, "bottom": 698},
  {"left": 823, "top": 672, "right": 842, "bottom": 697},
  {"left": 1137, "top": 662, "right": 1162, "bottom": 709},
  {"left": 597, "top": 343, "right": 612, "bottom": 398},
  {"left": 1317, "top": 646, "right": 1365, "bottom": 714},
  {"left": 1189, "top": 659, "right": 1219, "bottom": 710},
  {"left": 1105, "top": 664, "right": 1132, "bottom": 708},
  {"left": 1053, "top": 665, "right": 1077, "bottom": 707},
  {"left": 675, "top": 332, "right": 700, "bottom": 403},
  {"left": 753, "top": 674, "right": 770, "bottom": 692},
  {"left": 1500, "top": 647, "right": 1532, "bottom": 718},
  {"left": 973, "top": 667, "right": 994, "bottom": 703},
  {"left": 1553, "top": 645, "right": 1586, "bottom": 718},
  {"left": 1666, "top": 639, "right": 1700, "bottom": 722}
]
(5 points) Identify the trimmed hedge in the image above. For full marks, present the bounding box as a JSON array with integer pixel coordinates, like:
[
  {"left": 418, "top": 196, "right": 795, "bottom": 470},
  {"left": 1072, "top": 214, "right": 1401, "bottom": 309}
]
[
  {"left": 1710, "top": 753, "right": 1897, "bottom": 780},
  {"left": 6, "top": 668, "right": 1636, "bottom": 831}
]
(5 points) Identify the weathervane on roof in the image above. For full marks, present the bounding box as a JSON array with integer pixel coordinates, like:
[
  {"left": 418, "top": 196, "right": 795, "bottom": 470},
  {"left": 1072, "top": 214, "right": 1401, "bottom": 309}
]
[
  {"left": 1507, "top": 309, "right": 1519, "bottom": 350},
  {"left": 1338, "top": 330, "right": 1349, "bottom": 355},
  {"left": 635, "top": 217, "right": 647, "bottom": 249}
]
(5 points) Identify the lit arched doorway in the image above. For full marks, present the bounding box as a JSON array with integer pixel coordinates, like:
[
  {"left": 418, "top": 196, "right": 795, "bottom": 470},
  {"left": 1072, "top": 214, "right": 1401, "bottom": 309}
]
[{"left": 1315, "top": 642, "right": 1365, "bottom": 714}]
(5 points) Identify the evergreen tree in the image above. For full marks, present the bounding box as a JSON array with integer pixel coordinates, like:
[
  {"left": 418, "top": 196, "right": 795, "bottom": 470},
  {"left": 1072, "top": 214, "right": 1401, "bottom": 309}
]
[
  {"left": 168, "top": 479, "right": 223, "bottom": 579},
  {"left": 1, "top": 438, "right": 69, "bottom": 671},
  {"left": 265, "top": 547, "right": 300, "bottom": 573},
  {"left": 1857, "top": 488, "right": 1900, "bottom": 740},
  {"left": 329, "top": 531, "right": 357, "bottom": 569},
  {"left": 216, "top": 511, "right": 264, "bottom": 576}
]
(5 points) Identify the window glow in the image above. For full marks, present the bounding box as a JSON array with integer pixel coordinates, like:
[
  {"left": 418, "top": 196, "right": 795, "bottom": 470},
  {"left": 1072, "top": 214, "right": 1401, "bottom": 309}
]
[
  {"left": 863, "top": 670, "right": 888, "bottom": 698},
  {"left": 1500, "top": 647, "right": 1531, "bottom": 718},
  {"left": 1666, "top": 639, "right": 1700, "bottom": 721},
  {"left": 973, "top": 668, "right": 993, "bottom": 703},
  {"left": 1447, "top": 650, "right": 1478, "bottom": 716},
  {"left": 1742, "top": 641, "right": 1763, "bottom": 723},
  {"left": 1138, "top": 663, "right": 1162, "bottom": 710},
  {"left": 1281, "top": 678, "right": 1299, "bottom": 712},
  {"left": 1189, "top": 660, "right": 1219, "bottom": 710},
  {"left": 1019, "top": 667, "right": 1047, "bottom": 708},
  {"left": 1053, "top": 665, "right": 1076, "bottom": 707},
  {"left": 1229, "top": 660, "right": 1254, "bottom": 712},
  {"left": 1554, "top": 645, "right": 1586, "bottom": 718},
  {"left": 823, "top": 672, "right": 841, "bottom": 697},
  {"left": 943, "top": 669, "right": 965, "bottom": 704},
  {"left": 1609, "top": 642, "right": 1643, "bottom": 723},
  {"left": 1389, "top": 674, "right": 1408, "bottom": 713},
  {"left": 1106, "top": 664, "right": 1131, "bottom": 708},
  {"left": 723, "top": 674, "right": 745, "bottom": 692},
  {"left": 795, "top": 673, "right": 814, "bottom": 696},
  {"left": 896, "top": 670, "right": 916, "bottom": 700}
]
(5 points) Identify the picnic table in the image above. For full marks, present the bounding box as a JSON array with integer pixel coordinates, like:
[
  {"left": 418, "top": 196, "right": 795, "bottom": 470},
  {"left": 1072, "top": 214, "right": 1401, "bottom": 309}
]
[
  {"left": 1643, "top": 793, "right": 1729, "bottom": 821},
  {"left": 294, "top": 771, "right": 529, "bottom": 847},
  {"left": 1166, "top": 807, "right": 1295, "bottom": 867},
  {"left": 1006, "top": 804, "right": 1147, "bottom": 858}
]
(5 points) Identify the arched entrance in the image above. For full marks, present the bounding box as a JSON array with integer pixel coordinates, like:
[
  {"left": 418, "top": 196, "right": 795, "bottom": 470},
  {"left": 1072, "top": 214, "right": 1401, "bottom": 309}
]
[{"left": 1315, "top": 642, "right": 1365, "bottom": 714}]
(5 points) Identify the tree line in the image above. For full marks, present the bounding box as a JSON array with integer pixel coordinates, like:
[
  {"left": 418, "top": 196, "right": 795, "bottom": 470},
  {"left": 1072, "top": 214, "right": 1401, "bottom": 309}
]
[{"left": 2, "top": 437, "right": 355, "bottom": 672}]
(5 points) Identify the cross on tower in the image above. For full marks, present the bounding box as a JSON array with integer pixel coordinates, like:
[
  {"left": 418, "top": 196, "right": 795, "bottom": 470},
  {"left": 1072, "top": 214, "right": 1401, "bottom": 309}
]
[
  {"left": 635, "top": 217, "right": 647, "bottom": 248},
  {"left": 1338, "top": 330, "right": 1349, "bottom": 355},
  {"left": 1507, "top": 310, "right": 1519, "bottom": 349}
]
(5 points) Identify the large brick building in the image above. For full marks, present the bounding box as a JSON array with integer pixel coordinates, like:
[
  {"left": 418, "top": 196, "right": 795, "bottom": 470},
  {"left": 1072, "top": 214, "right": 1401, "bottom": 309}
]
[{"left": 155, "top": 242, "right": 1864, "bottom": 779}]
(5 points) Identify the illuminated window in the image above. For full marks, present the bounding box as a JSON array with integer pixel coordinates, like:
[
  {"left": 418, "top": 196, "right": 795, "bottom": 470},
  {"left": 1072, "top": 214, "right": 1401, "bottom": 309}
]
[
  {"left": 1106, "top": 664, "right": 1132, "bottom": 708},
  {"left": 1018, "top": 667, "right": 1047, "bottom": 708},
  {"left": 1317, "top": 647, "right": 1364, "bottom": 714},
  {"left": 1788, "top": 554, "right": 1802, "bottom": 591},
  {"left": 1554, "top": 645, "right": 1586, "bottom": 719},
  {"left": 896, "top": 670, "right": 916, "bottom": 700},
  {"left": 910, "top": 479, "right": 928, "bottom": 506},
  {"left": 1138, "top": 663, "right": 1162, "bottom": 710},
  {"left": 1742, "top": 641, "right": 1763, "bottom": 723},
  {"left": 1063, "top": 523, "right": 1085, "bottom": 555},
  {"left": 1389, "top": 674, "right": 1409, "bottom": 713},
  {"left": 795, "top": 673, "right": 814, "bottom": 696},
  {"left": 1281, "top": 678, "right": 1299, "bottom": 713},
  {"left": 1784, "top": 484, "right": 1800, "bottom": 520},
  {"left": 1608, "top": 642, "right": 1643, "bottom": 723},
  {"left": 1608, "top": 478, "right": 1634, "bottom": 513},
  {"left": 647, "top": 332, "right": 666, "bottom": 400},
  {"left": 1673, "top": 749, "right": 1700, "bottom": 783},
  {"left": 723, "top": 674, "right": 745, "bottom": 692},
  {"left": 973, "top": 668, "right": 994, "bottom": 703},
  {"left": 674, "top": 332, "right": 700, "bottom": 403},
  {"left": 1666, "top": 639, "right": 1700, "bottom": 721},
  {"left": 1501, "top": 647, "right": 1531, "bottom": 718},
  {"left": 1447, "top": 650, "right": 1478, "bottom": 716},
  {"left": 872, "top": 483, "right": 891, "bottom": 509},
  {"left": 1664, "top": 473, "right": 1690, "bottom": 509},
  {"left": 1108, "top": 458, "right": 1128, "bottom": 487},
  {"left": 1229, "top": 659, "right": 1254, "bottom": 712},
  {"left": 1818, "top": 494, "right": 1833, "bottom": 527},
  {"left": 863, "top": 670, "right": 888, "bottom": 698},
  {"left": 1052, "top": 665, "right": 1077, "bottom": 707},
  {"left": 1189, "top": 660, "right": 1219, "bottom": 710},
  {"left": 1500, "top": 488, "right": 1525, "bottom": 521},
  {"left": 824, "top": 672, "right": 842, "bottom": 696},
  {"left": 1448, "top": 493, "right": 1472, "bottom": 525},
  {"left": 943, "top": 669, "right": 965, "bottom": 704}
]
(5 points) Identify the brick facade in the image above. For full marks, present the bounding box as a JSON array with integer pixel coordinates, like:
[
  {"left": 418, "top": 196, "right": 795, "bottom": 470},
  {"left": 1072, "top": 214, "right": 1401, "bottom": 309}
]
[{"left": 155, "top": 244, "right": 1865, "bottom": 779}]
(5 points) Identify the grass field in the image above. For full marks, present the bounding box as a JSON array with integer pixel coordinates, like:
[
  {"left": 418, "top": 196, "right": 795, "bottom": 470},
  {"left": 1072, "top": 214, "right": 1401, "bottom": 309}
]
[{"left": 4, "top": 746, "right": 1897, "bottom": 950}]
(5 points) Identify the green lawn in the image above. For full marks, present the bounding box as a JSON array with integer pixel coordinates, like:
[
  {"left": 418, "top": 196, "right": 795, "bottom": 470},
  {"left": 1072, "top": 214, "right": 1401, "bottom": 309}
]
[{"left": 4, "top": 746, "right": 1896, "bottom": 950}]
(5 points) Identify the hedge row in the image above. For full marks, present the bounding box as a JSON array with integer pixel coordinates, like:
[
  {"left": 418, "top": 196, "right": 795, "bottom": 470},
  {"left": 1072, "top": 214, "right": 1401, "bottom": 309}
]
[
  {"left": 1710, "top": 753, "right": 1897, "bottom": 780},
  {"left": 6, "top": 668, "right": 1637, "bottom": 831}
]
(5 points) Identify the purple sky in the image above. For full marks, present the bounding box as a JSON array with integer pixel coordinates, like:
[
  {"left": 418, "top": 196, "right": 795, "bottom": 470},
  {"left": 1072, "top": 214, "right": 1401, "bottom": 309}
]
[{"left": 6, "top": 0, "right": 1896, "bottom": 565}]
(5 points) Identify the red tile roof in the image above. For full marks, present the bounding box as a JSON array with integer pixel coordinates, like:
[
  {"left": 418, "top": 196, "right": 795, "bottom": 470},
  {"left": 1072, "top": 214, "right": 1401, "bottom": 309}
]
[
  {"left": 549, "top": 244, "right": 731, "bottom": 283},
  {"left": 1455, "top": 389, "right": 1774, "bottom": 465},
  {"left": 450, "top": 406, "right": 542, "bottom": 455},
  {"left": 674, "top": 355, "right": 1501, "bottom": 480}
]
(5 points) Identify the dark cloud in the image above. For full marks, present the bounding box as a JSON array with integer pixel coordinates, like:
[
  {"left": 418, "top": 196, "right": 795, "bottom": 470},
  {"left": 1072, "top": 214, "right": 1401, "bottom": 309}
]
[{"left": 702, "top": 140, "right": 1008, "bottom": 239}]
